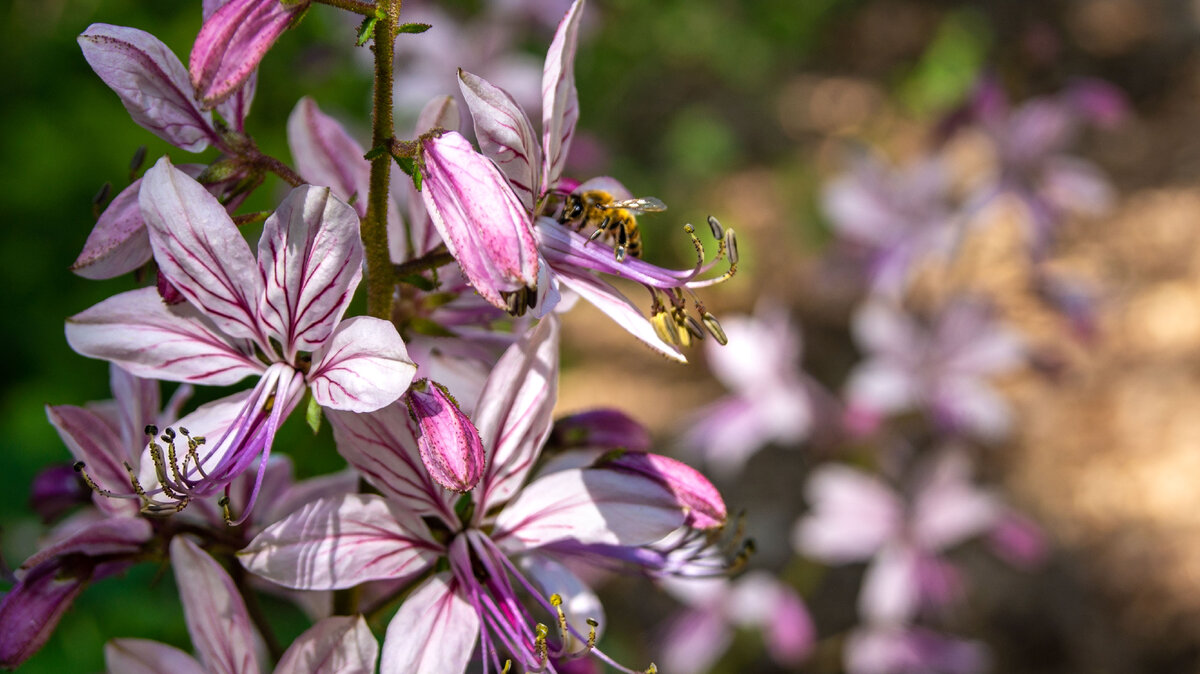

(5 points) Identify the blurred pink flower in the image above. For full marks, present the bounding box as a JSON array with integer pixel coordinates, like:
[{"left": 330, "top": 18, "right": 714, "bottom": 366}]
[
  {"left": 680, "top": 302, "right": 817, "bottom": 476},
  {"left": 844, "top": 297, "right": 1023, "bottom": 440}
]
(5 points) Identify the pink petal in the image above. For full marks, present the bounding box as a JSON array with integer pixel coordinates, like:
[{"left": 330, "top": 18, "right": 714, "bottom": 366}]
[
  {"left": 287, "top": 98, "right": 371, "bottom": 218},
  {"left": 541, "top": 0, "right": 585, "bottom": 188},
  {"left": 140, "top": 157, "right": 265, "bottom": 343},
  {"left": 492, "top": 467, "right": 685, "bottom": 549},
  {"left": 858, "top": 542, "right": 922, "bottom": 624},
  {"left": 78, "top": 24, "right": 215, "bottom": 152},
  {"left": 659, "top": 607, "right": 732, "bottom": 674},
  {"left": 190, "top": 0, "right": 303, "bottom": 107},
  {"left": 308, "top": 316, "right": 416, "bottom": 413},
  {"left": 792, "top": 465, "right": 902, "bottom": 562},
  {"left": 105, "top": 639, "right": 208, "bottom": 674},
  {"left": 170, "top": 537, "right": 258, "bottom": 674},
  {"left": 327, "top": 404, "right": 455, "bottom": 520},
  {"left": 45, "top": 404, "right": 133, "bottom": 516},
  {"left": 419, "top": 131, "right": 539, "bottom": 310},
  {"left": 257, "top": 185, "right": 363, "bottom": 357},
  {"left": 459, "top": 69, "right": 542, "bottom": 209},
  {"left": 474, "top": 317, "right": 559, "bottom": 517},
  {"left": 552, "top": 268, "right": 686, "bottom": 362},
  {"left": 65, "top": 287, "right": 264, "bottom": 386},
  {"left": 275, "top": 616, "right": 379, "bottom": 674},
  {"left": 912, "top": 451, "right": 1000, "bottom": 551},
  {"left": 596, "top": 452, "right": 726, "bottom": 529},
  {"left": 72, "top": 179, "right": 153, "bottom": 279},
  {"left": 239, "top": 494, "right": 438, "bottom": 590},
  {"left": 379, "top": 574, "right": 478, "bottom": 674},
  {"left": 408, "top": 382, "right": 485, "bottom": 492}
]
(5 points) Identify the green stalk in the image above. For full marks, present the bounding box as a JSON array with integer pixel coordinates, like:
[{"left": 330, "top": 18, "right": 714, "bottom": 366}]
[{"left": 361, "top": 0, "right": 401, "bottom": 319}]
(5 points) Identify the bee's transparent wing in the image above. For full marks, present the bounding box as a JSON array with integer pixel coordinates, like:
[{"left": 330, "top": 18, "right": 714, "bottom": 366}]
[{"left": 602, "top": 197, "right": 667, "bottom": 213}]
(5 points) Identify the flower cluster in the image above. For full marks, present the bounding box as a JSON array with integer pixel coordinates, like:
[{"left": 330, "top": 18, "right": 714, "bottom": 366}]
[{"left": 3, "top": 0, "right": 740, "bottom": 671}]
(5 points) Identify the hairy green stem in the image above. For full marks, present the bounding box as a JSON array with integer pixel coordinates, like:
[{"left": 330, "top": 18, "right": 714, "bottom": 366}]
[
  {"left": 361, "top": 0, "right": 402, "bottom": 319},
  {"left": 312, "top": 0, "right": 377, "bottom": 16}
]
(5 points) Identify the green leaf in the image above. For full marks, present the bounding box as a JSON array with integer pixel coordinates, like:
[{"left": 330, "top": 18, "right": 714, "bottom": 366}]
[
  {"left": 356, "top": 16, "right": 379, "bottom": 47},
  {"left": 393, "top": 156, "right": 423, "bottom": 191},
  {"left": 364, "top": 144, "right": 389, "bottom": 161},
  {"left": 398, "top": 23, "right": 432, "bottom": 34},
  {"left": 306, "top": 395, "right": 323, "bottom": 434}
]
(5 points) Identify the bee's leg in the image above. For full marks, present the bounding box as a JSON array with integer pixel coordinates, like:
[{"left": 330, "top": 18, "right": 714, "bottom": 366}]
[
  {"left": 615, "top": 225, "right": 628, "bottom": 263},
  {"left": 584, "top": 216, "right": 610, "bottom": 247}
]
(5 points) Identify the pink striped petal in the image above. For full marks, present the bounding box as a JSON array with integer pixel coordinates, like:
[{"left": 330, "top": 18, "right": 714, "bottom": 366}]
[
  {"left": 792, "top": 465, "right": 902, "bottom": 563},
  {"left": 541, "top": 0, "right": 584, "bottom": 188},
  {"left": 45, "top": 404, "right": 133, "bottom": 516},
  {"left": 459, "top": 69, "right": 542, "bottom": 209},
  {"left": 78, "top": 24, "right": 215, "bottom": 152},
  {"left": 287, "top": 98, "right": 371, "bottom": 218},
  {"left": 257, "top": 185, "right": 363, "bottom": 357},
  {"left": 327, "top": 404, "right": 455, "bottom": 520},
  {"left": 190, "top": 0, "right": 303, "bottom": 107},
  {"left": 307, "top": 316, "right": 416, "bottom": 413},
  {"left": 239, "top": 494, "right": 438, "bottom": 590},
  {"left": 66, "top": 287, "right": 264, "bottom": 386},
  {"left": 275, "top": 616, "right": 378, "bottom": 674},
  {"left": 474, "top": 317, "right": 559, "bottom": 517},
  {"left": 419, "top": 131, "right": 539, "bottom": 310},
  {"left": 104, "top": 639, "right": 207, "bottom": 674},
  {"left": 492, "top": 467, "right": 685, "bottom": 549},
  {"left": 170, "top": 537, "right": 258, "bottom": 674},
  {"left": 380, "top": 574, "right": 477, "bottom": 674},
  {"left": 552, "top": 268, "right": 685, "bottom": 362},
  {"left": 72, "top": 179, "right": 152, "bottom": 279},
  {"left": 141, "top": 157, "right": 265, "bottom": 343}
]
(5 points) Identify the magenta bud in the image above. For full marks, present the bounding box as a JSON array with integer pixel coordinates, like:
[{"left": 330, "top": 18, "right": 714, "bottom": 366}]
[
  {"left": 598, "top": 451, "right": 727, "bottom": 530},
  {"left": 407, "top": 380, "right": 485, "bottom": 493},
  {"left": 155, "top": 270, "right": 187, "bottom": 305},
  {"left": 29, "top": 464, "right": 89, "bottom": 523},
  {"left": 190, "top": 0, "right": 306, "bottom": 108},
  {"left": 549, "top": 409, "right": 651, "bottom": 452},
  {"left": 419, "top": 131, "right": 540, "bottom": 312}
]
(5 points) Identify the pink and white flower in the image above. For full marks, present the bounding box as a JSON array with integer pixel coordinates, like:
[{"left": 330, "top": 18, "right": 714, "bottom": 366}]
[
  {"left": 240, "top": 317, "right": 729, "bottom": 672},
  {"left": 104, "top": 536, "right": 378, "bottom": 674},
  {"left": 65, "top": 157, "right": 416, "bottom": 519}
]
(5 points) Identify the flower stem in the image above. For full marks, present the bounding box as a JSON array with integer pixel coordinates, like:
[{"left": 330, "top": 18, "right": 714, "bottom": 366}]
[
  {"left": 312, "top": 0, "right": 377, "bottom": 16},
  {"left": 361, "top": 0, "right": 401, "bottom": 319},
  {"left": 392, "top": 246, "right": 454, "bottom": 277}
]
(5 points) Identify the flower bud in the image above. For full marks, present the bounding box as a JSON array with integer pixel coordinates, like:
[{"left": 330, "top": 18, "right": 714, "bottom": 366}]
[
  {"left": 29, "top": 464, "right": 90, "bottom": 523},
  {"left": 407, "top": 380, "right": 485, "bottom": 492},
  {"left": 190, "top": 0, "right": 307, "bottom": 107},
  {"left": 549, "top": 409, "right": 651, "bottom": 452},
  {"left": 420, "top": 131, "right": 539, "bottom": 313},
  {"left": 597, "top": 451, "right": 726, "bottom": 529}
]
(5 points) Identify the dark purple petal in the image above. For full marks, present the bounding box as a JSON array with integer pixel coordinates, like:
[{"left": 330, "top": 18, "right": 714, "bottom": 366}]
[{"left": 549, "top": 409, "right": 651, "bottom": 452}]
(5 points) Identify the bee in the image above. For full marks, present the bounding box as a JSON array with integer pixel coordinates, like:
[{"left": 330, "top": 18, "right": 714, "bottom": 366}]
[{"left": 558, "top": 188, "right": 667, "bottom": 262}]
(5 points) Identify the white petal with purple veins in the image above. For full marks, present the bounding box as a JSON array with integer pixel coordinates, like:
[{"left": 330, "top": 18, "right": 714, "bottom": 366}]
[{"left": 307, "top": 317, "right": 416, "bottom": 413}]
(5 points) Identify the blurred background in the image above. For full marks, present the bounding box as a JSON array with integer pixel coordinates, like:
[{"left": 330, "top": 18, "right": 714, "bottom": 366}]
[{"left": 5, "top": 0, "right": 1200, "bottom": 671}]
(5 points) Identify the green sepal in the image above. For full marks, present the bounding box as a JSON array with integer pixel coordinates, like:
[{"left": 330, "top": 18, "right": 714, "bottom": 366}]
[
  {"left": 364, "top": 144, "right": 389, "bottom": 161},
  {"left": 305, "top": 394, "right": 323, "bottom": 434},
  {"left": 398, "top": 22, "right": 431, "bottom": 34}
]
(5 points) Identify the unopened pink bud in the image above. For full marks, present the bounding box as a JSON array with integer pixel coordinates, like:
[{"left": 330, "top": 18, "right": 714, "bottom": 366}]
[
  {"left": 420, "top": 131, "right": 539, "bottom": 313},
  {"left": 407, "top": 380, "right": 485, "bottom": 492},
  {"left": 598, "top": 451, "right": 727, "bottom": 529},
  {"left": 190, "top": 0, "right": 306, "bottom": 107}
]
